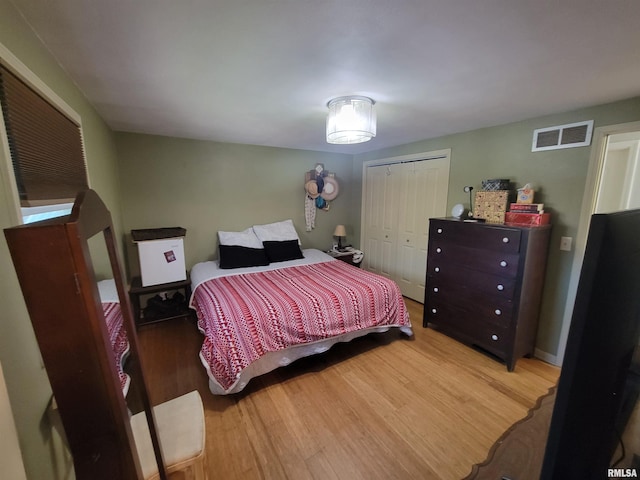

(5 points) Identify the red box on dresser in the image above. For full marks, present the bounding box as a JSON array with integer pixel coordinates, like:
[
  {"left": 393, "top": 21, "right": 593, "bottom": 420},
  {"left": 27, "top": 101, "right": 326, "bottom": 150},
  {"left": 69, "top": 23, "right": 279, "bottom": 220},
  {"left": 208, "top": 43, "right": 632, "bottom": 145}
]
[{"left": 505, "top": 212, "right": 551, "bottom": 227}]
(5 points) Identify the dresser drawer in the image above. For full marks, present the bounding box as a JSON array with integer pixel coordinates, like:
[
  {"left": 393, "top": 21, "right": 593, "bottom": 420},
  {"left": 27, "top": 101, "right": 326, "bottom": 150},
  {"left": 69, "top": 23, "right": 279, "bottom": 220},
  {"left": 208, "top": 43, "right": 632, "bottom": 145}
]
[
  {"left": 430, "top": 219, "right": 521, "bottom": 254},
  {"left": 424, "top": 301, "right": 509, "bottom": 355},
  {"left": 426, "top": 263, "right": 516, "bottom": 300},
  {"left": 427, "top": 241, "right": 521, "bottom": 277},
  {"left": 425, "top": 283, "right": 515, "bottom": 328}
]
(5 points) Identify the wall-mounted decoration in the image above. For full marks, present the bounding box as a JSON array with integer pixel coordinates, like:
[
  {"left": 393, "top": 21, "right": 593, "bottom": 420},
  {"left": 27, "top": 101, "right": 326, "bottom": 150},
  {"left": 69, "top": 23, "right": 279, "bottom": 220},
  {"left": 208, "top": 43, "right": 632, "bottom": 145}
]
[{"left": 304, "top": 163, "right": 340, "bottom": 231}]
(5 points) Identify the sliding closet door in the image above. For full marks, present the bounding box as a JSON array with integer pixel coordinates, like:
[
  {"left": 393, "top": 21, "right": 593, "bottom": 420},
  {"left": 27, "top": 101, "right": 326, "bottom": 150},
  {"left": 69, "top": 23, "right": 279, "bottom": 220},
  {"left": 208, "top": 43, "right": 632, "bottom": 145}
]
[{"left": 362, "top": 154, "right": 450, "bottom": 302}]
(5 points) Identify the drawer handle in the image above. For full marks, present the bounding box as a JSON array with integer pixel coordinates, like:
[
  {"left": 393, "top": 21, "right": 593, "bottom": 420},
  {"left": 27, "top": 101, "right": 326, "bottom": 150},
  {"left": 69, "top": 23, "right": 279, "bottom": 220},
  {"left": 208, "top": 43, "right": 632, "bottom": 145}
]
[
  {"left": 437, "top": 228, "right": 443, "bottom": 234},
  {"left": 500, "top": 260, "right": 508, "bottom": 267},
  {"left": 434, "top": 267, "right": 440, "bottom": 273},
  {"left": 502, "top": 237, "right": 510, "bottom": 243},
  {"left": 433, "top": 287, "right": 439, "bottom": 293},
  {"left": 436, "top": 247, "right": 442, "bottom": 253},
  {"left": 497, "top": 284, "right": 504, "bottom": 291},
  {"left": 431, "top": 308, "right": 437, "bottom": 314},
  {"left": 495, "top": 309, "right": 502, "bottom": 315},
  {"left": 491, "top": 334, "right": 499, "bottom": 341}
]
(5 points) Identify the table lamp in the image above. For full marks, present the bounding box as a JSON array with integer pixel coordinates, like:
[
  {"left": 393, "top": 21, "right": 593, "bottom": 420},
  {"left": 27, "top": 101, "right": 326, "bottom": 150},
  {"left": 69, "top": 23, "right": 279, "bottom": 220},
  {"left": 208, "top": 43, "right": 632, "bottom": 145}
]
[{"left": 333, "top": 224, "right": 347, "bottom": 250}]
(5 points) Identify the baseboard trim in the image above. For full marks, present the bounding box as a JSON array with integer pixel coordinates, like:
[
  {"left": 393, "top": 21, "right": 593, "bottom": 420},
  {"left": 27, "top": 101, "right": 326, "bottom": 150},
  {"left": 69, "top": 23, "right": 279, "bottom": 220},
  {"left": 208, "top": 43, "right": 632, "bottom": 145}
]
[{"left": 535, "top": 348, "right": 559, "bottom": 366}]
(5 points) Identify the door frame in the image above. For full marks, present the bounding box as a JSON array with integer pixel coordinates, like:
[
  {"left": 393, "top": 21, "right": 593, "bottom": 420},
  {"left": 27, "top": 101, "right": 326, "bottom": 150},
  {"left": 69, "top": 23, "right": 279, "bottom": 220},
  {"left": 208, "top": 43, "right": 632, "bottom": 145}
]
[{"left": 556, "top": 121, "right": 640, "bottom": 365}]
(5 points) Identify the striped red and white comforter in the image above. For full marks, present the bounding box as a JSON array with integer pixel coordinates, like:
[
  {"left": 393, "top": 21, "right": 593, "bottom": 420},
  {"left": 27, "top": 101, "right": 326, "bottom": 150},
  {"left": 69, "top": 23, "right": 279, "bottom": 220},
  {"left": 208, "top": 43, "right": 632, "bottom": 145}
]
[
  {"left": 102, "top": 301, "right": 131, "bottom": 395},
  {"left": 191, "top": 255, "right": 411, "bottom": 394}
]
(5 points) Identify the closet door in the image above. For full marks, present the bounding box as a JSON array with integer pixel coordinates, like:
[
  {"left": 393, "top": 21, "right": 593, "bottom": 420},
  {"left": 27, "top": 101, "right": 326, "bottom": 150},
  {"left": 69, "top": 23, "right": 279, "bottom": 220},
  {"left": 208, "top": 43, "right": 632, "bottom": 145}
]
[
  {"left": 362, "top": 156, "right": 449, "bottom": 302},
  {"left": 362, "top": 163, "right": 401, "bottom": 279},
  {"left": 395, "top": 158, "right": 449, "bottom": 301}
]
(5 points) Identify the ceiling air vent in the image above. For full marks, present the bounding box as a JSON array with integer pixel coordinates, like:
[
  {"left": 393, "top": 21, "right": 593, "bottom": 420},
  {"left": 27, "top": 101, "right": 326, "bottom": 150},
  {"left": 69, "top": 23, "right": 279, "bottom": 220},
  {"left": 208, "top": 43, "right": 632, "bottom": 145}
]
[{"left": 532, "top": 120, "right": 594, "bottom": 152}]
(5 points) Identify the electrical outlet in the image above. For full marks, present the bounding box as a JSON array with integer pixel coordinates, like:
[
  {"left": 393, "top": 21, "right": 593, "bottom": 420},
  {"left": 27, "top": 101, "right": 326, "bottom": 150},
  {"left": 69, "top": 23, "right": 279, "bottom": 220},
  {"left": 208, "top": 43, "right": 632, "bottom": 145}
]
[{"left": 560, "top": 236, "right": 572, "bottom": 251}]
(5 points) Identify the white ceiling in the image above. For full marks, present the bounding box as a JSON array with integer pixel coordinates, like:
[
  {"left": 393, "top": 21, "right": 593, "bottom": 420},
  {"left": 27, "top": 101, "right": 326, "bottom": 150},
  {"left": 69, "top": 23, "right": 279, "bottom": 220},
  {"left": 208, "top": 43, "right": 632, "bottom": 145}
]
[{"left": 10, "top": 0, "right": 640, "bottom": 154}]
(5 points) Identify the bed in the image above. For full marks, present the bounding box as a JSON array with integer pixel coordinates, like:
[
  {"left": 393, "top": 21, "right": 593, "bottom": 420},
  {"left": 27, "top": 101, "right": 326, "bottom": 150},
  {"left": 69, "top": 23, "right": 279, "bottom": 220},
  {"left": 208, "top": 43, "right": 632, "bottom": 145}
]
[
  {"left": 98, "top": 279, "right": 131, "bottom": 396},
  {"left": 190, "top": 247, "right": 412, "bottom": 395}
]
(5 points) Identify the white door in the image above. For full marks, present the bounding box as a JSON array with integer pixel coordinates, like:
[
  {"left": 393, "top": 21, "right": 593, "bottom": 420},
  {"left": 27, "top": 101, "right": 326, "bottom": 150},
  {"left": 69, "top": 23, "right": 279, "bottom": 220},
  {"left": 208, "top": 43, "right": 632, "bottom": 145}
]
[
  {"left": 362, "top": 163, "right": 401, "bottom": 279},
  {"left": 395, "top": 158, "right": 450, "bottom": 300},
  {"left": 362, "top": 152, "right": 450, "bottom": 302}
]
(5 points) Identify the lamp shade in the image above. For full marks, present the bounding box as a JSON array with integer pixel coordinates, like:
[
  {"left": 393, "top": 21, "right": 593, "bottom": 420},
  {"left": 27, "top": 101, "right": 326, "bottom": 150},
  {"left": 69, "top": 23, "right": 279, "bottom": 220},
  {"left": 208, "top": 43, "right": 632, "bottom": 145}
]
[
  {"left": 326, "top": 96, "right": 376, "bottom": 145},
  {"left": 333, "top": 225, "right": 347, "bottom": 237}
]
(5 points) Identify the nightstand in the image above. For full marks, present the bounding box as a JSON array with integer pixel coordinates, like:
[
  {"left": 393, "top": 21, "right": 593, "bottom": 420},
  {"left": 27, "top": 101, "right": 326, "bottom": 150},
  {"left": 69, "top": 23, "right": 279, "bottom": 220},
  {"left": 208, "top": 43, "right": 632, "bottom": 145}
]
[
  {"left": 327, "top": 250, "right": 362, "bottom": 267},
  {"left": 129, "top": 274, "right": 193, "bottom": 326}
]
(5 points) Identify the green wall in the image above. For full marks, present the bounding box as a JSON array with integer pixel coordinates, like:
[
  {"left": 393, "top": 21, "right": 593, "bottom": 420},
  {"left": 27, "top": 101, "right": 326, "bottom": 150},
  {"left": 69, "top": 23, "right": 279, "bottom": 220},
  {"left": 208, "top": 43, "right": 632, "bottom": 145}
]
[
  {"left": 115, "top": 133, "right": 353, "bottom": 277},
  {"left": 0, "top": 0, "right": 124, "bottom": 478},
  {"left": 353, "top": 97, "right": 640, "bottom": 357}
]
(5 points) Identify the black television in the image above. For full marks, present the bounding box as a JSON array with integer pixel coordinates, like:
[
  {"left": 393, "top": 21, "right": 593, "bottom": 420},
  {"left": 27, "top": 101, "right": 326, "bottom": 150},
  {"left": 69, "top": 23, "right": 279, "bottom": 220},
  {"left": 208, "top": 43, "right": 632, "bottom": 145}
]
[{"left": 541, "top": 209, "right": 640, "bottom": 479}]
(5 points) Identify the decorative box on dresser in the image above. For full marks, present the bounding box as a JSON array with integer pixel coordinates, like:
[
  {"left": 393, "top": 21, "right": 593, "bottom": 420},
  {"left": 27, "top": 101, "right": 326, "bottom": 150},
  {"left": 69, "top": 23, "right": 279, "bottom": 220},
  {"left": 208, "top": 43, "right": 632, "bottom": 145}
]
[{"left": 423, "top": 218, "right": 551, "bottom": 371}]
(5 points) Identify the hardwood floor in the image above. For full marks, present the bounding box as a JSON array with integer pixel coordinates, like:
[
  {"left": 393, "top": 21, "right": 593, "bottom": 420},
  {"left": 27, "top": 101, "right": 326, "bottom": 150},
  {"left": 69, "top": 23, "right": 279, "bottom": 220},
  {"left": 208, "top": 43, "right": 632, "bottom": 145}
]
[{"left": 135, "top": 298, "right": 559, "bottom": 480}]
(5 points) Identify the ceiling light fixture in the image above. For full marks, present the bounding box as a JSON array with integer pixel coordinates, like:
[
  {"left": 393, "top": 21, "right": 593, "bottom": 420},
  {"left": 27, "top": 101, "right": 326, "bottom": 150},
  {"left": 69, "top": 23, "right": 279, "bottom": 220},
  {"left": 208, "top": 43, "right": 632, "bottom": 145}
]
[{"left": 326, "top": 96, "right": 376, "bottom": 145}]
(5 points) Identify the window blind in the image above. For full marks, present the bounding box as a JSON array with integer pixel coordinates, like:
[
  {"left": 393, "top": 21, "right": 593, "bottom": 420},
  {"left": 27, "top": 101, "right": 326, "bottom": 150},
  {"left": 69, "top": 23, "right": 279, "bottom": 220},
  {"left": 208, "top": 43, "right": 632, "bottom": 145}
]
[{"left": 0, "top": 64, "right": 88, "bottom": 207}]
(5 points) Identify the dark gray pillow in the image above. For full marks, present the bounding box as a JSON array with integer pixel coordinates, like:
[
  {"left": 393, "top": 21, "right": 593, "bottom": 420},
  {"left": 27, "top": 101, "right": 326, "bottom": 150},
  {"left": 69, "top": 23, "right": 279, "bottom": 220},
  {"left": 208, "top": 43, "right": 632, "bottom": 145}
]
[
  {"left": 262, "top": 240, "right": 304, "bottom": 263},
  {"left": 218, "top": 244, "right": 270, "bottom": 269}
]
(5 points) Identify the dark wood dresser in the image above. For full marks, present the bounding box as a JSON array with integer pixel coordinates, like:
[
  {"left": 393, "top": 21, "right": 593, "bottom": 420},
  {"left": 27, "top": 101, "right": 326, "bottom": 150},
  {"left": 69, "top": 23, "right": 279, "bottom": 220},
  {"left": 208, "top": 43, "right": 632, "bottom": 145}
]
[{"left": 423, "top": 218, "right": 551, "bottom": 371}]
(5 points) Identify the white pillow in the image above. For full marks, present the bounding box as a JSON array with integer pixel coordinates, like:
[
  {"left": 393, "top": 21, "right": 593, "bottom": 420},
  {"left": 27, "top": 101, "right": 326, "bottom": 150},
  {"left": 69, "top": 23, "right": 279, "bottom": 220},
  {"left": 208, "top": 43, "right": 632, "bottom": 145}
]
[
  {"left": 252, "top": 219, "right": 301, "bottom": 244},
  {"left": 218, "top": 228, "right": 263, "bottom": 249}
]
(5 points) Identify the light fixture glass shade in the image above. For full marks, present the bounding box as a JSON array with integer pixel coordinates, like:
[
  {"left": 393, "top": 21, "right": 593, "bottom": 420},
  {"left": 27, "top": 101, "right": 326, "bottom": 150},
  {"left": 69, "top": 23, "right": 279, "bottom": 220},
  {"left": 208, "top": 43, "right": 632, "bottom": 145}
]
[
  {"left": 333, "top": 224, "right": 347, "bottom": 237},
  {"left": 326, "top": 96, "right": 376, "bottom": 145}
]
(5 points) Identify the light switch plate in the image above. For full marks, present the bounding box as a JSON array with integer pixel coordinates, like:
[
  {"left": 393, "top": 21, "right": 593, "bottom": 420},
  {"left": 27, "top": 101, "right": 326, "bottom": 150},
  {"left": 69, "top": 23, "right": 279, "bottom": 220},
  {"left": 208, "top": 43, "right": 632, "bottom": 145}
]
[{"left": 560, "top": 236, "right": 572, "bottom": 251}]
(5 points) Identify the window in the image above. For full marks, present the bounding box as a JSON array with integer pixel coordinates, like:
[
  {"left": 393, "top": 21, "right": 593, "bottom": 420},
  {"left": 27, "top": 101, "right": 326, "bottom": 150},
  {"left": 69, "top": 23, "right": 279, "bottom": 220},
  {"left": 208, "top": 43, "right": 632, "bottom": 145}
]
[
  {"left": 0, "top": 60, "right": 87, "bottom": 223},
  {"left": 20, "top": 203, "right": 74, "bottom": 224}
]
